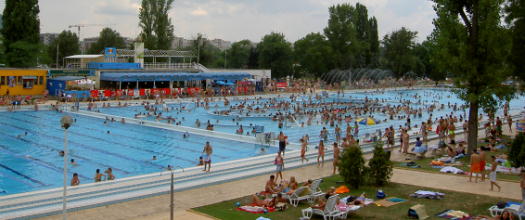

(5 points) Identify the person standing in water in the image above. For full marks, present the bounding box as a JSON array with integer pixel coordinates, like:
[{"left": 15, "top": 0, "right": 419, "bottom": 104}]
[
  {"left": 278, "top": 132, "right": 287, "bottom": 156},
  {"left": 202, "top": 141, "right": 213, "bottom": 172}
]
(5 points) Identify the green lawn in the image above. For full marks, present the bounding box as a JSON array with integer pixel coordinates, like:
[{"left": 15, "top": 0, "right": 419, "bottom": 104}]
[
  {"left": 393, "top": 137, "right": 519, "bottom": 182},
  {"left": 193, "top": 175, "right": 517, "bottom": 220}
]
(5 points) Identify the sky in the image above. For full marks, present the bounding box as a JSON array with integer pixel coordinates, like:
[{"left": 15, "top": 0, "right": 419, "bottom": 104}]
[{"left": 1, "top": 0, "right": 436, "bottom": 43}]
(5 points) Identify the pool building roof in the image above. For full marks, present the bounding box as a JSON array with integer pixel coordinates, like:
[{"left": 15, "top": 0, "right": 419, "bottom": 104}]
[{"left": 100, "top": 72, "right": 252, "bottom": 82}]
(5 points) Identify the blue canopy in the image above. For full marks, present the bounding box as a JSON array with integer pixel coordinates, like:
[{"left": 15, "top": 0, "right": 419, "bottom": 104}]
[{"left": 100, "top": 72, "right": 252, "bottom": 82}]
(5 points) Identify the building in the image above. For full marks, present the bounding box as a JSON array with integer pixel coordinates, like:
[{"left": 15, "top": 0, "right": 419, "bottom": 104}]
[
  {"left": 40, "top": 33, "right": 59, "bottom": 46},
  {"left": 81, "top": 37, "right": 99, "bottom": 53},
  {"left": 209, "top": 39, "right": 232, "bottom": 51},
  {"left": 0, "top": 69, "right": 47, "bottom": 96},
  {"left": 172, "top": 37, "right": 194, "bottom": 49}
]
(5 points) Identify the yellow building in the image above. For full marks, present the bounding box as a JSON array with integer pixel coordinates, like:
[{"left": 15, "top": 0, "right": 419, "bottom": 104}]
[{"left": 0, "top": 69, "right": 47, "bottom": 96}]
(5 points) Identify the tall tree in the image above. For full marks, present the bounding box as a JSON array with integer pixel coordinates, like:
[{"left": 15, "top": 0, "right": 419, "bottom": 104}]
[
  {"left": 88, "top": 28, "right": 126, "bottom": 54},
  {"left": 293, "top": 33, "right": 332, "bottom": 78},
  {"left": 382, "top": 27, "right": 419, "bottom": 78},
  {"left": 323, "top": 3, "right": 379, "bottom": 69},
  {"left": 139, "top": 0, "right": 174, "bottom": 50},
  {"left": 506, "top": 0, "right": 525, "bottom": 83},
  {"left": 48, "top": 30, "right": 80, "bottom": 67},
  {"left": 324, "top": 3, "right": 358, "bottom": 69},
  {"left": 189, "top": 34, "right": 223, "bottom": 67},
  {"left": 226, "top": 40, "right": 253, "bottom": 69},
  {"left": 1, "top": 0, "right": 40, "bottom": 67},
  {"left": 257, "top": 32, "right": 293, "bottom": 79},
  {"left": 432, "top": 0, "right": 514, "bottom": 153}
]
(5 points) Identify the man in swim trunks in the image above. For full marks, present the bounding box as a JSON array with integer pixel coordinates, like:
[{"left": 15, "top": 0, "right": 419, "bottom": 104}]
[
  {"left": 479, "top": 148, "right": 488, "bottom": 182},
  {"left": 265, "top": 175, "right": 279, "bottom": 194},
  {"left": 203, "top": 141, "right": 213, "bottom": 172},
  {"left": 469, "top": 149, "right": 482, "bottom": 183},
  {"left": 278, "top": 132, "right": 287, "bottom": 156}
]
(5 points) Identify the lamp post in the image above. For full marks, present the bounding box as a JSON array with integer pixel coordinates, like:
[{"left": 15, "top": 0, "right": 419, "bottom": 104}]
[{"left": 60, "top": 116, "right": 73, "bottom": 220}]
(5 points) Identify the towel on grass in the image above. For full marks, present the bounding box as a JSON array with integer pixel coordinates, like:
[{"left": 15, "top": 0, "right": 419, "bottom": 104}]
[
  {"left": 410, "top": 190, "right": 445, "bottom": 199},
  {"left": 237, "top": 204, "right": 276, "bottom": 214},
  {"left": 374, "top": 197, "right": 406, "bottom": 207},
  {"left": 440, "top": 166, "right": 464, "bottom": 174},
  {"left": 436, "top": 209, "right": 471, "bottom": 220}
]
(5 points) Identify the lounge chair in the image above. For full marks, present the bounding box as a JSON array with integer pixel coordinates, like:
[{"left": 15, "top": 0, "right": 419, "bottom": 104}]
[
  {"left": 504, "top": 207, "right": 525, "bottom": 220},
  {"left": 301, "top": 195, "right": 342, "bottom": 220},
  {"left": 309, "top": 179, "right": 325, "bottom": 198},
  {"left": 284, "top": 186, "right": 310, "bottom": 207},
  {"left": 488, "top": 204, "right": 524, "bottom": 220}
]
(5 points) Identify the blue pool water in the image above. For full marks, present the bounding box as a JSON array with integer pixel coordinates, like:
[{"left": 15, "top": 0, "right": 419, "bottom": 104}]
[
  {"left": 1, "top": 88, "right": 524, "bottom": 196},
  {"left": 0, "top": 111, "right": 276, "bottom": 195},
  {"left": 96, "top": 88, "right": 525, "bottom": 144}
]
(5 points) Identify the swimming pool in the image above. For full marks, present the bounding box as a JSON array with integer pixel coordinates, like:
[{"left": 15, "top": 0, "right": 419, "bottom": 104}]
[
  {"left": 0, "top": 110, "right": 276, "bottom": 195},
  {"left": 95, "top": 88, "right": 525, "bottom": 144},
  {"left": 2, "top": 88, "right": 524, "bottom": 196}
]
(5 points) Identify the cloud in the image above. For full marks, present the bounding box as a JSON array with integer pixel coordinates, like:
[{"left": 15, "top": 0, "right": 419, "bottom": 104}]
[
  {"left": 1, "top": 0, "right": 436, "bottom": 43},
  {"left": 93, "top": 0, "right": 138, "bottom": 16},
  {"left": 190, "top": 8, "right": 208, "bottom": 16}
]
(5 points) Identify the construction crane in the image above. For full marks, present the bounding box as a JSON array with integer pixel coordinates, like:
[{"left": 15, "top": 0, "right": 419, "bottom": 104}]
[{"left": 68, "top": 24, "right": 116, "bottom": 40}]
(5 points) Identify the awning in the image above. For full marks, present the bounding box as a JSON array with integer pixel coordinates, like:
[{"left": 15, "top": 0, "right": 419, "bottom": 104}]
[
  {"left": 22, "top": 76, "right": 37, "bottom": 80},
  {"left": 100, "top": 72, "right": 252, "bottom": 82},
  {"left": 49, "top": 76, "right": 86, "bottom": 81}
]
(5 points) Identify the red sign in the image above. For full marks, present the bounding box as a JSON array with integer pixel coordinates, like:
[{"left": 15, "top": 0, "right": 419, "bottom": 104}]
[{"left": 276, "top": 82, "right": 288, "bottom": 88}]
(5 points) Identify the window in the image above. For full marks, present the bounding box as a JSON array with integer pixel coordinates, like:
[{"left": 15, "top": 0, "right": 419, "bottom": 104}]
[
  {"left": 38, "top": 76, "right": 44, "bottom": 85},
  {"left": 23, "top": 79, "right": 34, "bottom": 89},
  {"left": 0, "top": 76, "right": 5, "bottom": 85},
  {"left": 17, "top": 76, "right": 23, "bottom": 85}
]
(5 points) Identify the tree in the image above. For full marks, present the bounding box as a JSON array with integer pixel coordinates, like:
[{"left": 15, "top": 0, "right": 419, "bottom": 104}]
[
  {"left": 293, "top": 33, "right": 333, "bottom": 78},
  {"left": 368, "top": 142, "right": 393, "bottom": 186},
  {"left": 415, "top": 35, "right": 446, "bottom": 82},
  {"left": 139, "top": 0, "right": 175, "bottom": 50},
  {"left": 382, "top": 27, "right": 419, "bottom": 78},
  {"left": 257, "top": 32, "right": 293, "bottom": 79},
  {"left": 1, "top": 0, "right": 40, "bottom": 67},
  {"left": 324, "top": 4, "right": 358, "bottom": 69},
  {"left": 88, "top": 28, "right": 126, "bottom": 54},
  {"left": 189, "top": 34, "right": 223, "bottom": 68},
  {"left": 338, "top": 146, "right": 366, "bottom": 189},
  {"left": 48, "top": 30, "right": 80, "bottom": 67},
  {"left": 323, "top": 3, "right": 379, "bottom": 69},
  {"left": 505, "top": 0, "right": 525, "bottom": 83},
  {"left": 227, "top": 40, "right": 253, "bottom": 69},
  {"left": 509, "top": 133, "right": 525, "bottom": 168},
  {"left": 432, "top": 0, "right": 514, "bottom": 153}
]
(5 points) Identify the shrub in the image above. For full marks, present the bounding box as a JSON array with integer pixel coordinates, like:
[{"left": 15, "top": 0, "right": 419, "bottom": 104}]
[
  {"left": 368, "top": 142, "right": 393, "bottom": 186},
  {"left": 509, "top": 133, "right": 525, "bottom": 168},
  {"left": 338, "top": 146, "right": 366, "bottom": 189}
]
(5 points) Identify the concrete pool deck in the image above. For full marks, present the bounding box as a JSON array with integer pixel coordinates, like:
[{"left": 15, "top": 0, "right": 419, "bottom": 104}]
[{"left": 36, "top": 127, "right": 522, "bottom": 220}]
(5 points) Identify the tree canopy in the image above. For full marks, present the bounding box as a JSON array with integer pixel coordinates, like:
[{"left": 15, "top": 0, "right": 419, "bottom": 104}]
[
  {"left": 225, "top": 40, "right": 253, "bottom": 69},
  {"left": 324, "top": 3, "right": 379, "bottom": 69},
  {"left": 293, "top": 33, "right": 332, "bottom": 78},
  {"left": 48, "top": 30, "right": 80, "bottom": 67},
  {"left": 505, "top": 0, "right": 525, "bottom": 83},
  {"left": 382, "top": 27, "right": 419, "bottom": 79},
  {"left": 432, "top": 0, "right": 514, "bottom": 153},
  {"left": 257, "top": 32, "right": 293, "bottom": 79},
  {"left": 88, "top": 28, "right": 126, "bottom": 54},
  {"left": 139, "top": 0, "right": 175, "bottom": 50},
  {"left": 1, "top": 0, "right": 40, "bottom": 67}
]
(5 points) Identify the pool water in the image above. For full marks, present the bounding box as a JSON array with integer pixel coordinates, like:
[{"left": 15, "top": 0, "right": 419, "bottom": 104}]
[
  {"left": 1, "top": 88, "right": 524, "bottom": 196},
  {"left": 96, "top": 88, "right": 525, "bottom": 144},
  {"left": 0, "top": 111, "right": 276, "bottom": 195}
]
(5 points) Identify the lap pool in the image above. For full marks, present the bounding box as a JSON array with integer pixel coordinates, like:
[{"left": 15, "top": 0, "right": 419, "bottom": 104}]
[{"left": 0, "top": 111, "right": 276, "bottom": 195}]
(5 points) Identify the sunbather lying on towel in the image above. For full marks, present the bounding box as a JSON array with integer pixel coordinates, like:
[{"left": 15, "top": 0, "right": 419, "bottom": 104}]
[{"left": 251, "top": 193, "right": 286, "bottom": 208}]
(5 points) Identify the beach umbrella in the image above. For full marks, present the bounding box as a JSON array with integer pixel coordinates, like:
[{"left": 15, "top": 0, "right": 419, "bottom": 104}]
[{"left": 358, "top": 117, "right": 376, "bottom": 125}]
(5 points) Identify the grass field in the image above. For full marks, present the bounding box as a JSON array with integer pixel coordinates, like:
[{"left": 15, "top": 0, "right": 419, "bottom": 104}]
[
  {"left": 193, "top": 175, "right": 517, "bottom": 220},
  {"left": 392, "top": 136, "right": 520, "bottom": 182}
]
